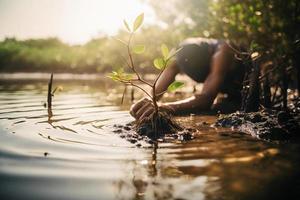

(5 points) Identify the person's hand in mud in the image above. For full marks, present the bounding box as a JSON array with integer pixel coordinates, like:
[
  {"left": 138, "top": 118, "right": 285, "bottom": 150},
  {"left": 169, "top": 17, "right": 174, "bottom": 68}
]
[{"left": 130, "top": 98, "right": 174, "bottom": 121}]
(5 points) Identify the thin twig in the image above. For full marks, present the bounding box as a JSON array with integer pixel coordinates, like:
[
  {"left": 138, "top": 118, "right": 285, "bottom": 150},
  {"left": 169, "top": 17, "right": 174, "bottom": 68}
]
[
  {"left": 226, "top": 42, "right": 251, "bottom": 57},
  {"left": 130, "top": 83, "right": 153, "bottom": 99},
  {"left": 47, "top": 73, "right": 53, "bottom": 109},
  {"left": 153, "top": 67, "right": 165, "bottom": 88},
  {"left": 259, "top": 64, "right": 280, "bottom": 81},
  {"left": 119, "top": 80, "right": 152, "bottom": 99},
  {"left": 131, "top": 87, "right": 135, "bottom": 102}
]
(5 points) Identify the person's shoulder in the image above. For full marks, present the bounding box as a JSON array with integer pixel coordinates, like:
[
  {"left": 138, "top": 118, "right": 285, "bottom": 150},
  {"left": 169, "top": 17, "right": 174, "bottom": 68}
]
[
  {"left": 197, "top": 37, "right": 220, "bottom": 45},
  {"left": 214, "top": 39, "right": 235, "bottom": 54}
]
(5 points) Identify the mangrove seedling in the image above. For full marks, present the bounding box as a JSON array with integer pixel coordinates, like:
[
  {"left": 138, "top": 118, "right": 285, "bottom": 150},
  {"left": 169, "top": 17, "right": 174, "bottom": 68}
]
[{"left": 108, "top": 13, "right": 184, "bottom": 138}]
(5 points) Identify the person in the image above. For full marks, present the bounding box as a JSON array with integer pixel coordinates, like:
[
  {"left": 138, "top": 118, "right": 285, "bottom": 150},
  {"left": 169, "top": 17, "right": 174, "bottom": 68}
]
[{"left": 130, "top": 37, "right": 245, "bottom": 121}]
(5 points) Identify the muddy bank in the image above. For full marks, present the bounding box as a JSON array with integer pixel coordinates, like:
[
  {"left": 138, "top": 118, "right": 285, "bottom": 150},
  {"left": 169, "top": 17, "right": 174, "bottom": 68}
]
[
  {"left": 112, "top": 108, "right": 300, "bottom": 143},
  {"left": 112, "top": 121, "right": 197, "bottom": 146},
  {"left": 215, "top": 109, "right": 300, "bottom": 141}
]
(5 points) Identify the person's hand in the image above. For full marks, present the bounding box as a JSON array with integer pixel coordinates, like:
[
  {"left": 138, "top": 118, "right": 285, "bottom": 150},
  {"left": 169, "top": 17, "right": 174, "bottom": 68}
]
[
  {"left": 130, "top": 98, "right": 154, "bottom": 120},
  {"left": 130, "top": 98, "right": 175, "bottom": 121}
]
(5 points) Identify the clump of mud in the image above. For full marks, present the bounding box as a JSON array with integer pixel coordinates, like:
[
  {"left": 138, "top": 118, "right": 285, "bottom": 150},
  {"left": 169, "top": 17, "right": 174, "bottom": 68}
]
[
  {"left": 215, "top": 109, "right": 300, "bottom": 141},
  {"left": 113, "top": 111, "right": 196, "bottom": 146},
  {"left": 135, "top": 111, "right": 183, "bottom": 139}
]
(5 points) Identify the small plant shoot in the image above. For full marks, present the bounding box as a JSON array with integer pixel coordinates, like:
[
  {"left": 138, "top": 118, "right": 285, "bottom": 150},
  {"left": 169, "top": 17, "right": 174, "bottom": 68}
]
[
  {"left": 168, "top": 81, "right": 185, "bottom": 92},
  {"left": 108, "top": 13, "right": 184, "bottom": 136}
]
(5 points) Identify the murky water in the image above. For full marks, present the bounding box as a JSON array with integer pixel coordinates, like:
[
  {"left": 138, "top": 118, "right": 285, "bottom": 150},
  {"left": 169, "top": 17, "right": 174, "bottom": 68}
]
[{"left": 0, "top": 74, "right": 300, "bottom": 200}]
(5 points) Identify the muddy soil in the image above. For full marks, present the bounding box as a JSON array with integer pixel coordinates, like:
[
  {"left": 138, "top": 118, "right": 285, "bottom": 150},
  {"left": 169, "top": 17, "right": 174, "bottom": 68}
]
[
  {"left": 112, "top": 122, "right": 196, "bottom": 146},
  {"left": 112, "top": 110, "right": 197, "bottom": 146},
  {"left": 215, "top": 109, "right": 300, "bottom": 141}
]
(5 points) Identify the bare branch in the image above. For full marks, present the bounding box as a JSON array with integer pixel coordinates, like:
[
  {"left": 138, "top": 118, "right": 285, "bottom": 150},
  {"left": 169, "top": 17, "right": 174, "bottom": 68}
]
[
  {"left": 153, "top": 61, "right": 168, "bottom": 88},
  {"left": 119, "top": 80, "right": 152, "bottom": 99}
]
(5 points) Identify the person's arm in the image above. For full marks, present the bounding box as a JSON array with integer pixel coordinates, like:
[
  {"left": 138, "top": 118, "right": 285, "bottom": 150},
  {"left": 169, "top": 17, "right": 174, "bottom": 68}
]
[
  {"left": 163, "top": 43, "right": 234, "bottom": 114},
  {"left": 129, "top": 62, "right": 179, "bottom": 120},
  {"left": 130, "top": 43, "right": 234, "bottom": 119}
]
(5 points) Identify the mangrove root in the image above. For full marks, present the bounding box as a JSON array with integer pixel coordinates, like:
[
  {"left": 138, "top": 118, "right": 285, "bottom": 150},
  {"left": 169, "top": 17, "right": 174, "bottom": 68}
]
[{"left": 134, "top": 111, "right": 183, "bottom": 140}]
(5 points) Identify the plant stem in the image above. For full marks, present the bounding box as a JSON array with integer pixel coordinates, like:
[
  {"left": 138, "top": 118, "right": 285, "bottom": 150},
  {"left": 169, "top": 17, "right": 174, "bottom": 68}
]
[
  {"left": 131, "top": 87, "right": 134, "bottom": 102},
  {"left": 126, "top": 33, "right": 153, "bottom": 88},
  {"left": 152, "top": 85, "right": 159, "bottom": 114},
  {"left": 151, "top": 65, "right": 167, "bottom": 113},
  {"left": 124, "top": 31, "right": 169, "bottom": 116},
  {"left": 47, "top": 73, "right": 53, "bottom": 109},
  {"left": 130, "top": 83, "right": 152, "bottom": 99}
]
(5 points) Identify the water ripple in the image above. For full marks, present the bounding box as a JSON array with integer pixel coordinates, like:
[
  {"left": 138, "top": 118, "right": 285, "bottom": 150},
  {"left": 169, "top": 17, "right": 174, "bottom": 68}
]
[{"left": 1, "top": 79, "right": 299, "bottom": 200}]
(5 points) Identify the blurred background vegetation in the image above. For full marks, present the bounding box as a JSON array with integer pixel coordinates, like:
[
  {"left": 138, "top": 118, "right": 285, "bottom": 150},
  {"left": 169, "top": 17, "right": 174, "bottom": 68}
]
[{"left": 0, "top": 0, "right": 299, "bottom": 74}]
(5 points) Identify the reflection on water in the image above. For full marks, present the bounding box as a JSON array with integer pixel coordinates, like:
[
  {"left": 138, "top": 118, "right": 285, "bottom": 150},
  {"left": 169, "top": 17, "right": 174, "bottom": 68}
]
[{"left": 0, "top": 75, "right": 300, "bottom": 200}]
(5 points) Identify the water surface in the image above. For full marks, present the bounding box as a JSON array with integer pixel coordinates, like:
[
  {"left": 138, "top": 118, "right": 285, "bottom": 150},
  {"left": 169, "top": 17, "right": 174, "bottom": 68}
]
[{"left": 0, "top": 74, "right": 300, "bottom": 200}]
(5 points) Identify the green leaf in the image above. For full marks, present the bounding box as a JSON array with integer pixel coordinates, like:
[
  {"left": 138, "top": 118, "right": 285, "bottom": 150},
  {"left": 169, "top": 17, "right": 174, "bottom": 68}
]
[
  {"left": 161, "top": 44, "right": 169, "bottom": 59},
  {"left": 167, "top": 81, "right": 184, "bottom": 92},
  {"left": 133, "top": 13, "right": 144, "bottom": 32},
  {"left": 133, "top": 45, "right": 145, "bottom": 54},
  {"left": 112, "top": 71, "right": 118, "bottom": 75},
  {"left": 107, "top": 73, "right": 119, "bottom": 81},
  {"left": 107, "top": 69, "right": 133, "bottom": 82},
  {"left": 153, "top": 58, "right": 165, "bottom": 70},
  {"left": 123, "top": 20, "right": 131, "bottom": 32}
]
